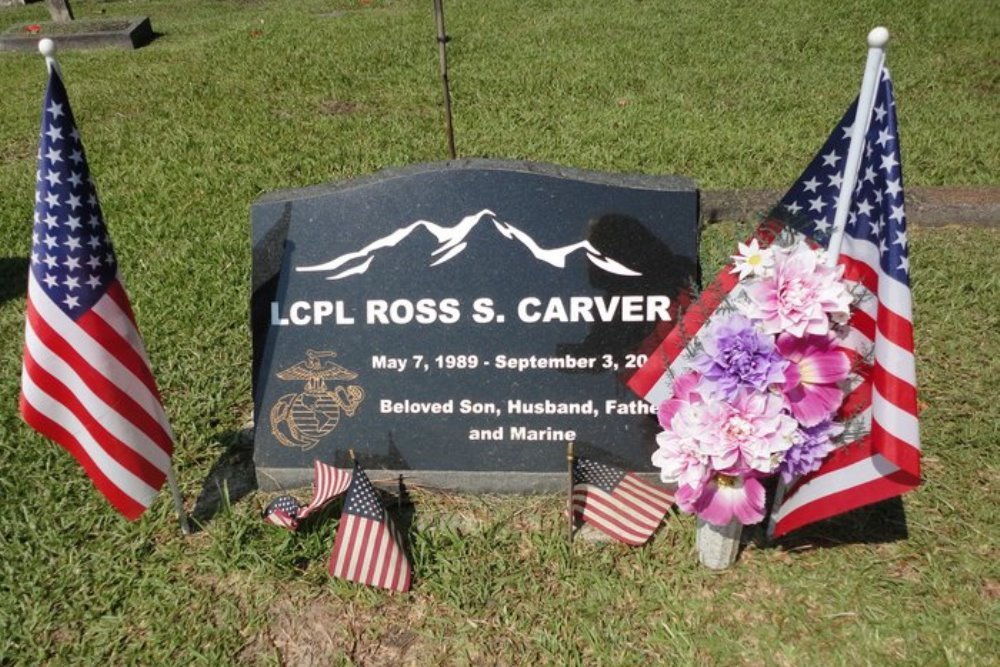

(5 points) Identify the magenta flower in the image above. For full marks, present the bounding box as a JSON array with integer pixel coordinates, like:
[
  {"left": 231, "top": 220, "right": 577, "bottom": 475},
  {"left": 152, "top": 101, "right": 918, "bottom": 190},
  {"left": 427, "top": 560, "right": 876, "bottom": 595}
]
[
  {"left": 691, "top": 315, "right": 787, "bottom": 401},
  {"left": 777, "top": 333, "right": 850, "bottom": 426},
  {"left": 741, "top": 243, "right": 852, "bottom": 337},
  {"left": 679, "top": 474, "right": 767, "bottom": 526}
]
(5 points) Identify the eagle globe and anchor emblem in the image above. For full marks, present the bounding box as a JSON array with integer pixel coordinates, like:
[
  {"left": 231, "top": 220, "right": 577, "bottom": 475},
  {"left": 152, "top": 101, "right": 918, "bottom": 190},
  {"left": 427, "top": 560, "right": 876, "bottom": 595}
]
[{"left": 269, "top": 349, "right": 365, "bottom": 450}]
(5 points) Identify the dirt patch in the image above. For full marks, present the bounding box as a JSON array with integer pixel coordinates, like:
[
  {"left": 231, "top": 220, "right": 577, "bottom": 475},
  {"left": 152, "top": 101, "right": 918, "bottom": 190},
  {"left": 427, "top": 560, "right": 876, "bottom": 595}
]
[
  {"left": 238, "top": 592, "right": 435, "bottom": 666},
  {"left": 319, "top": 99, "right": 368, "bottom": 116}
]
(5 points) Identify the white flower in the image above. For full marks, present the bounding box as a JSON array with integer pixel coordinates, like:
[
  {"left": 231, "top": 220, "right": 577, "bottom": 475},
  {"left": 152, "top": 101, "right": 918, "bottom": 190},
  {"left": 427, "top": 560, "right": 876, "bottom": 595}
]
[{"left": 730, "top": 239, "right": 774, "bottom": 280}]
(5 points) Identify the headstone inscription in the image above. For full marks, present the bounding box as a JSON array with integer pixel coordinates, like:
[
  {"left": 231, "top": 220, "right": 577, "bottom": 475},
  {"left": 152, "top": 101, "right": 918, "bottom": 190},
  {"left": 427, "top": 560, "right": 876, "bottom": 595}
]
[{"left": 251, "top": 160, "right": 698, "bottom": 491}]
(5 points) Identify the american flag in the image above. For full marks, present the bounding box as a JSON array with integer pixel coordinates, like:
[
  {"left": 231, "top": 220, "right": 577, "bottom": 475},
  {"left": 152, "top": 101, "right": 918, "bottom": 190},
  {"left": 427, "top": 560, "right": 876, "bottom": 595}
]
[
  {"left": 571, "top": 457, "right": 674, "bottom": 545},
  {"left": 328, "top": 462, "right": 411, "bottom": 592},
  {"left": 628, "top": 66, "right": 920, "bottom": 537},
  {"left": 20, "top": 68, "right": 173, "bottom": 520},
  {"left": 296, "top": 459, "right": 352, "bottom": 521},
  {"left": 261, "top": 460, "right": 352, "bottom": 530},
  {"left": 262, "top": 495, "right": 301, "bottom": 529}
]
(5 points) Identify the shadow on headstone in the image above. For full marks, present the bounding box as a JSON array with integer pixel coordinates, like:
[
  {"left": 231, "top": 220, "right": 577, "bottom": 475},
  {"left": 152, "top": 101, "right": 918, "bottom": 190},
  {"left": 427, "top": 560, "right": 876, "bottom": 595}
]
[
  {"left": 0, "top": 257, "right": 28, "bottom": 306},
  {"left": 189, "top": 428, "right": 259, "bottom": 532},
  {"left": 557, "top": 213, "right": 699, "bottom": 365}
]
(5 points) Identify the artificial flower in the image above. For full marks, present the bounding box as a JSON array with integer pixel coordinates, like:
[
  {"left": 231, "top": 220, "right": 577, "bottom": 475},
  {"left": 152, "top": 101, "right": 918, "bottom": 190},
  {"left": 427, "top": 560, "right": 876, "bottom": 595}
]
[
  {"left": 780, "top": 419, "right": 845, "bottom": 484},
  {"left": 728, "top": 391, "right": 798, "bottom": 474},
  {"left": 657, "top": 371, "right": 704, "bottom": 430},
  {"left": 652, "top": 388, "right": 797, "bottom": 487},
  {"left": 691, "top": 315, "right": 787, "bottom": 401},
  {"left": 730, "top": 238, "right": 774, "bottom": 280},
  {"left": 683, "top": 474, "right": 767, "bottom": 526},
  {"left": 741, "top": 242, "right": 852, "bottom": 337},
  {"left": 652, "top": 399, "right": 715, "bottom": 493},
  {"left": 777, "top": 333, "right": 851, "bottom": 426}
]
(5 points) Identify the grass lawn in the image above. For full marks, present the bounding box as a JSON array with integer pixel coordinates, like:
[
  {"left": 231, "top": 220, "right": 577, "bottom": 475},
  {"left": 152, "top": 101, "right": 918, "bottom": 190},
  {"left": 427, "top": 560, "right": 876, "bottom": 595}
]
[{"left": 0, "top": 0, "right": 997, "bottom": 664}]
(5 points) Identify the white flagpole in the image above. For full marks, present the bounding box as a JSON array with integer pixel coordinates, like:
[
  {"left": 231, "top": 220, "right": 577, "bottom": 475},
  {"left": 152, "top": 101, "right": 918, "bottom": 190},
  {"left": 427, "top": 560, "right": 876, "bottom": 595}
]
[
  {"left": 767, "top": 26, "right": 889, "bottom": 541},
  {"left": 823, "top": 26, "right": 890, "bottom": 267},
  {"left": 38, "top": 37, "right": 62, "bottom": 77},
  {"left": 37, "top": 39, "right": 191, "bottom": 536}
]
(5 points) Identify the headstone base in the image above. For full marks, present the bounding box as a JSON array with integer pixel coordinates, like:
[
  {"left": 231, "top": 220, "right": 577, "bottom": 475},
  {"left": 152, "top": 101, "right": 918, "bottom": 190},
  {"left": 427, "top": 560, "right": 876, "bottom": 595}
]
[
  {"left": 0, "top": 16, "right": 153, "bottom": 52},
  {"left": 257, "top": 466, "right": 663, "bottom": 494}
]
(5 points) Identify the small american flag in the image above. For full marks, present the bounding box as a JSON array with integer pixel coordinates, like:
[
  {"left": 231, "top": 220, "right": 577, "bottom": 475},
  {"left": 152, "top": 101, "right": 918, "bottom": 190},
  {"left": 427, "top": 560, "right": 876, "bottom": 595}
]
[
  {"left": 296, "top": 459, "right": 352, "bottom": 521},
  {"left": 262, "top": 495, "right": 301, "bottom": 529},
  {"left": 328, "top": 462, "right": 411, "bottom": 592},
  {"left": 628, "top": 65, "right": 920, "bottom": 537},
  {"left": 572, "top": 457, "right": 674, "bottom": 545},
  {"left": 262, "top": 460, "right": 353, "bottom": 530},
  {"left": 20, "top": 68, "right": 173, "bottom": 520}
]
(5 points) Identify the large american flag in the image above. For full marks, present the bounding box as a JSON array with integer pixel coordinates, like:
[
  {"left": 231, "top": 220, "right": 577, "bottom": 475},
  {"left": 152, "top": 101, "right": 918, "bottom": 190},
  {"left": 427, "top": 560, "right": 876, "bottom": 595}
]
[
  {"left": 572, "top": 457, "right": 674, "bottom": 545},
  {"left": 19, "top": 68, "right": 174, "bottom": 520},
  {"left": 328, "top": 462, "right": 411, "bottom": 592},
  {"left": 628, "top": 66, "right": 920, "bottom": 537}
]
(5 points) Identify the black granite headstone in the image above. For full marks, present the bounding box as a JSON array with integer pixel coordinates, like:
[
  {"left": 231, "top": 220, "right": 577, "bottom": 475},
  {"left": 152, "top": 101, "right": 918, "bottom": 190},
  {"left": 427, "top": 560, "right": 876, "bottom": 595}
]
[{"left": 251, "top": 160, "right": 698, "bottom": 491}]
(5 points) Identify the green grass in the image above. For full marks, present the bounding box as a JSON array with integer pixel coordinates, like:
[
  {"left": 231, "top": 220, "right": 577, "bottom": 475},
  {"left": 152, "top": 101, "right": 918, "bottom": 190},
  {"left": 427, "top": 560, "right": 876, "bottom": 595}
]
[{"left": 0, "top": 0, "right": 998, "bottom": 664}]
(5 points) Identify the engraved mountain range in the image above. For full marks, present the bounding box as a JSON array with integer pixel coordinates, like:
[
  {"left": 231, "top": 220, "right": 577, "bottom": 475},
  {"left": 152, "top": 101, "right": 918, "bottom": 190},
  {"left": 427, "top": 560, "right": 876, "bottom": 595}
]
[{"left": 295, "top": 208, "right": 642, "bottom": 280}]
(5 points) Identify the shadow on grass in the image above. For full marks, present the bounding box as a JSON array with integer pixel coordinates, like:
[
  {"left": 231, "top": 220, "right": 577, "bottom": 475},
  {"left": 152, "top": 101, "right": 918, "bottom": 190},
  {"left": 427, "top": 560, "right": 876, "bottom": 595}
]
[
  {"left": 0, "top": 257, "right": 28, "bottom": 305},
  {"left": 189, "top": 428, "right": 258, "bottom": 533},
  {"left": 740, "top": 495, "right": 909, "bottom": 557},
  {"left": 774, "top": 496, "right": 909, "bottom": 550}
]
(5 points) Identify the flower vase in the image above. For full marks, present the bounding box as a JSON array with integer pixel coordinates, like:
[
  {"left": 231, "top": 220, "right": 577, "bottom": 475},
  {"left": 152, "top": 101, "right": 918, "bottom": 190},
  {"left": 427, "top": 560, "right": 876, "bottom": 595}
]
[{"left": 696, "top": 516, "right": 742, "bottom": 569}]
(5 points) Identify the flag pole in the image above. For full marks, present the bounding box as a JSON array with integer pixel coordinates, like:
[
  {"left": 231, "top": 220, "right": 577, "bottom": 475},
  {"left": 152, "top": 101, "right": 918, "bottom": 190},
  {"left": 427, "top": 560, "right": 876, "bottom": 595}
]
[
  {"left": 823, "top": 26, "right": 889, "bottom": 268},
  {"left": 768, "top": 27, "right": 889, "bottom": 541},
  {"left": 432, "top": 0, "right": 457, "bottom": 159},
  {"left": 38, "top": 38, "right": 191, "bottom": 536},
  {"left": 566, "top": 441, "right": 575, "bottom": 546}
]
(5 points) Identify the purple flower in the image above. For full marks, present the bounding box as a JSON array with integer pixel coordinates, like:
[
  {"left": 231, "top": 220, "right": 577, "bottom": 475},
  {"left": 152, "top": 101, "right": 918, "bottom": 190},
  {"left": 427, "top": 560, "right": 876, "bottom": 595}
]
[
  {"left": 691, "top": 315, "right": 787, "bottom": 401},
  {"left": 779, "top": 420, "right": 845, "bottom": 484}
]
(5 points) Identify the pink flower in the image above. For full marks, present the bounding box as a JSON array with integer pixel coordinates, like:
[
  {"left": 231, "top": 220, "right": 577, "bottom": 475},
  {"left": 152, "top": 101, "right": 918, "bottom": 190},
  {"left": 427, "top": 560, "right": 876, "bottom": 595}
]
[
  {"left": 652, "top": 402, "right": 714, "bottom": 492},
  {"left": 741, "top": 243, "right": 851, "bottom": 337},
  {"left": 730, "top": 391, "right": 798, "bottom": 474},
  {"left": 652, "top": 386, "right": 797, "bottom": 492},
  {"left": 777, "top": 333, "right": 851, "bottom": 426},
  {"left": 679, "top": 474, "right": 767, "bottom": 526},
  {"left": 657, "top": 371, "right": 704, "bottom": 429}
]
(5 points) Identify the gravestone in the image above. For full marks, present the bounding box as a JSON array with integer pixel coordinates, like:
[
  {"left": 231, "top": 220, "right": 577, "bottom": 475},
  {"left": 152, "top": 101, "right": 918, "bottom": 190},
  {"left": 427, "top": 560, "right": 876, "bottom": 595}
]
[
  {"left": 251, "top": 160, "right": 698, "bottom": 491},
  {"left": 45, "top": 0, "right": 73, "bottom": 22}
]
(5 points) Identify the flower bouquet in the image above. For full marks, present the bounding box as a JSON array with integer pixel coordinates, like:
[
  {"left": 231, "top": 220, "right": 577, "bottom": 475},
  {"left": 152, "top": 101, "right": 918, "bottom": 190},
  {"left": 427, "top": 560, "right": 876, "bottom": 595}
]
[{"left": 651, "top": 235, "right": 856, "bottom": 568}]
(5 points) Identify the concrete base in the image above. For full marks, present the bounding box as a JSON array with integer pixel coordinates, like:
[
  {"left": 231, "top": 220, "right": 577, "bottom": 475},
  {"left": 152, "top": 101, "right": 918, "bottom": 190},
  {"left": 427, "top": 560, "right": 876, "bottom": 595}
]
[
  {"left": 256, "top": 467, "right": 663, "bottom": 494},
  {"left": 0, "top": 16, "right": 153, "bottom": 52}
]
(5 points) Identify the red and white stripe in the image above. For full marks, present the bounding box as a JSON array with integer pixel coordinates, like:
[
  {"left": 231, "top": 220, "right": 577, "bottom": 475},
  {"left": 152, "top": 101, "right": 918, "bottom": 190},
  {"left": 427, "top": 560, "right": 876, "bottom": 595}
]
[
  {"left": 771, "top": 228, "right": 920, "bottom": 536},
  {"left": 573, "top": 474, "right": 674, "bottom": 545},
  {"left": 20, "top": 275, "right": 173, "bottom": 520},
  {"left": 296, "top": 460, "right": 352, "bottom": 520},
  {"left": 328, "top": 514, "right": 411, "bottom": 592}
]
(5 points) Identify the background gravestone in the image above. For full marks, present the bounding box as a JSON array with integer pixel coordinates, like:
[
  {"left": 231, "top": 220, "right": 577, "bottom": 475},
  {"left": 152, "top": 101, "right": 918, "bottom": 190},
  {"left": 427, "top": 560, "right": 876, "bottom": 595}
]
[{"left": 251, "top": 160, "right": 698, "bottom": 491}]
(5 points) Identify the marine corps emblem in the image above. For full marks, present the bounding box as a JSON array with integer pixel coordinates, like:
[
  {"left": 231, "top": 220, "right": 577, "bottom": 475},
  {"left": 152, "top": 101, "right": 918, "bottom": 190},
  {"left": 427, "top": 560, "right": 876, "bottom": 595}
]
[{"left": 269, "top": 349, "right": 365, "bottom": 450}]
